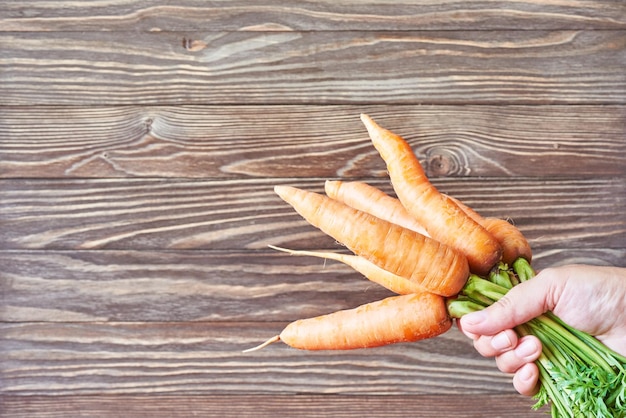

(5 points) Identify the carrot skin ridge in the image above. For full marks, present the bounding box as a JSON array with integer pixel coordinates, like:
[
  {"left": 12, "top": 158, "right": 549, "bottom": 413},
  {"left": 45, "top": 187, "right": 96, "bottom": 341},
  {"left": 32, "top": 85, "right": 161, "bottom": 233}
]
[
  {"left": 274, "top": 185, "right": 469, "bottom": 297},
  {"left": 279, "top": 293, "right": 452, "bottom": 350},
  {"left": 360, "top": 113, "right": 502, "bottom": 275}
]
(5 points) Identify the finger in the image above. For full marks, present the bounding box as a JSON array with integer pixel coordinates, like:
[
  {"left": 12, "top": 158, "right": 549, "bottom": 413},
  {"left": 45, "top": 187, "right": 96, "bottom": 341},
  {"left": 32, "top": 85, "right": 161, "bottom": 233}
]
[
  {"left": 494, "top": 336, "right": 541, "bottom": 373},
  {"left": 471, "top": 329, "right": 518, "bottom": 357},
  {"left": 459, "top": 271, "right": 561, "bottom": 336},
  {"left": 513, "top": 362, "right": 540, "bottom": 396},
  {"left": 456, "top": 318, "right": 477, "bottom": 340}
]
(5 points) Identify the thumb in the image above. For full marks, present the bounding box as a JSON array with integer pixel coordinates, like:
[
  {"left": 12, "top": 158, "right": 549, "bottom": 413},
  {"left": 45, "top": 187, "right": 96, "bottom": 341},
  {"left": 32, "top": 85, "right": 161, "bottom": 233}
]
[{"left": 460, "top": 272, "right": 559, "bottom": 336}]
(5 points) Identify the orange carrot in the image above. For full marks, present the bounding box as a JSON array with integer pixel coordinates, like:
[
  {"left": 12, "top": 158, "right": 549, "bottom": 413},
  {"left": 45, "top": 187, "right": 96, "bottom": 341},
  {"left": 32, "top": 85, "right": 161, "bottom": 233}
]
[
  {"left": 269, "top": 245, "right": 427, "bottom": 295},
  {"left": 274, "top": 185, "right": 469, "bottom": 297},
  {"left": 360, "top": 114, "right": 502, "bottom": 275},
  {"left": 481, "top": 218, "right": 532, "bottom": 264},
  {"left": 446, "top": 195, "right": 532, "bottom": 265},
  {"left": 245, "top": 292, "right": 451, "bottom": 351},
  {"left": 324, "top": 180, "right": 430, "bottom": 236}
]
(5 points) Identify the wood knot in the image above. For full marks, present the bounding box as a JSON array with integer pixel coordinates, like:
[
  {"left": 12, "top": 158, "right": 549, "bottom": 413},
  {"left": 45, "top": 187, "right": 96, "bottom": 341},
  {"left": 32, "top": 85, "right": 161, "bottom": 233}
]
[
  {"left": 427, "top": 154, "right": 453, "bottom": 177},
  {"left": 425, "top": 149, "right": 468, "bottom": 177},
  {"left": 182, "top": 37, "right": 207, "bottom": 52}
]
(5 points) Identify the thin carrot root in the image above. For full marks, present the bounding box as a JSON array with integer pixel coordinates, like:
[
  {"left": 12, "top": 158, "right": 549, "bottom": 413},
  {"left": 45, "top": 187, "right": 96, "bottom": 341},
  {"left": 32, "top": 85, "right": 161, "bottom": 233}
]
[
  {"left": 242, "top": 335, "right": 281, "bottom": 353},
  {"left": 269, "top": 244, "right": 426, "bottom": 295}
]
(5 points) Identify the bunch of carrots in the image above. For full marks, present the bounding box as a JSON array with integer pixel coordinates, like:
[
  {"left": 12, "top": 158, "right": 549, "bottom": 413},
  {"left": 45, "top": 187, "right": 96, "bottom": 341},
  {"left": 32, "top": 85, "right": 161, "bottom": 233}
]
[{"left": 245, "top": 114, "right": 626, "bottom": 417}]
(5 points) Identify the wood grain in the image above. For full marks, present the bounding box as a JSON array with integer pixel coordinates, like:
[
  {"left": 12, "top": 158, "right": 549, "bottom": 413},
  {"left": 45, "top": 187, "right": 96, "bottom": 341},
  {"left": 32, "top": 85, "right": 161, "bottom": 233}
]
[
  {"left": 2, "top": 248, "right": 624, "bottom": 324},
  {"left": 1, "top": 105, "right": 625, "bottom": 178},
  {"left": 0, "top": 394, "right": 540, "bottom": 418},
  {"left": 1, "top": 178, "right": 624, "bottom": 251},
  {"left": 2, "top": 1, "right": 625, "bottom": 415},
  {"left": 1, "top": 0, "right": 625, "bottom": 31},
  {"left": 2, "top": 31, "right": 625, "bottom": 105},
  {"left": 0, "top": 250, "right": 396, "bottom": 323},
  {"left": 0, "top": 321, "right": 514, "bottom": 396}
]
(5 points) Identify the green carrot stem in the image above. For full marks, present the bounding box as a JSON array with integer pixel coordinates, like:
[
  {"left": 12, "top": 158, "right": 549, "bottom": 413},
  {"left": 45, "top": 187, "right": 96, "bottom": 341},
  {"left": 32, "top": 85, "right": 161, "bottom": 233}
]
[
  {"left": 489, "top": 264, "right": 514, "bottom": 289},
  {"left": 519, "top": 322, "right": 569, "bottom": 371},
  {"left": 546, "top": 312, "right": 626, "bottom": 368},
  {"left": 463, "top": 274, "right": 508, "bottom": 302},
  {"left": 533, "top": 314, "right": 616, "bottom": 374},
  {"left": 446, "top": 298, "right": 486, "bottom": 318},
  {"left": 605, "top": 377, "right": 626, "bottom": 410},
  {"left": 508, "top": 269, "right": 520, "bottom": 286},
  {"left": 512, "top": 257, "right": 535, "bottom": 282},
  {"left": 536, "top": 356, "right": 573, "bottom": 417}
]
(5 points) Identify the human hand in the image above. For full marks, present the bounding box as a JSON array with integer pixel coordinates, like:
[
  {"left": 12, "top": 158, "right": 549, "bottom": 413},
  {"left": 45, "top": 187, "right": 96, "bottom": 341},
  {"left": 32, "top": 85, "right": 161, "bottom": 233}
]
[{"left": 458, "top": 264, "right": 626, "bottom": 396}]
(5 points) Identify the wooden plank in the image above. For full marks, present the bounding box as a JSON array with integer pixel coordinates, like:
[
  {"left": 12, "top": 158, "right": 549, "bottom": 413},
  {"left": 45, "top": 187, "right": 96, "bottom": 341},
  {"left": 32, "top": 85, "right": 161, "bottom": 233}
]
[
  {"left": 0, "top": 250, "right": 396, "bottom": 323},
  {"left": 1, "top": 0, "right": 624, "bottom": 32},
  {"left": 0, "top": 394, "right": 539, "bottom": 417},
  {"left": 0, "top": 321, "right": 515, "bottom": 396},
  {"left": 6, "top": 170, "right": 617, "bottom": 251},
  {"left": 1, "top": 248, "right": 624, "bottom": 323},
  {"left": 0, "top": 176, "right": 614, "bottom": 252},
  {"left": 1, "top": 31, "right": 625, "bottom": 105},
  {"left": 1, "top": 178, "right": 624, "bottom": 251},
  {"left": 1, "top": 105, "right": 625, "bottom": 179}
]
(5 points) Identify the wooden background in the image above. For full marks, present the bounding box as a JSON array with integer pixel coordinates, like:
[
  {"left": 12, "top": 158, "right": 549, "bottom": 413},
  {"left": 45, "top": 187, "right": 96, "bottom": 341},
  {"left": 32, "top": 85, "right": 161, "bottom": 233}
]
[{"left": 1, "top": 1, "right": 625, "bottom": 417}]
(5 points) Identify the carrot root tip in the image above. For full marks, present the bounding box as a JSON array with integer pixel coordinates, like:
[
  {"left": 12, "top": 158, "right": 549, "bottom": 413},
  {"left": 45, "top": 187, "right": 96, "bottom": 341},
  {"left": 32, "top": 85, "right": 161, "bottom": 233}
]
[
  {"left": 268, "top": 244, "right": 293, "bottom": 254},
  {"left": 242, "top": 335, "right": 281, "bottom": 353}
]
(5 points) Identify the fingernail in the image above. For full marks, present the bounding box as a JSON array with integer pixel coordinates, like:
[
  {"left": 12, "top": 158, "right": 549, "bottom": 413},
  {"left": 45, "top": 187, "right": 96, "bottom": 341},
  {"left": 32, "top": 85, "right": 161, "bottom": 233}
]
[
  {"left": 462, "top": 310, "right": 487, "bottom": 326},
  {"left": 491, "top": 332, "right": 513, "bottom": 351},
  {"left": 515, "top": 338, "right": 539, "bottom": 360}
]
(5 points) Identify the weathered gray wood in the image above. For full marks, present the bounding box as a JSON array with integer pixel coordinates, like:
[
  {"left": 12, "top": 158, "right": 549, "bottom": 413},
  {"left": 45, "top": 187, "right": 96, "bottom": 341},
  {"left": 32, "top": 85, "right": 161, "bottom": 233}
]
[
  {"left": 0, "top": 394, "right": 540, "bottom": 418},
  {"left": 0, "top": 178, "right": 624, "bottom": 251},
  {"left": 1, "top": 0, "right": 624, "bottom": 31},
  {"left": 1, "top": 248, "right": 623, "bottom": 323},
  {"left": 1, "top": 105, "right": 624, "bottom": 178},
  {"left": 2, "top": 31, "right": 625, "bottom": 105},
  {"left": 0, "top": 321, "right": 514, "bottom": 396}
]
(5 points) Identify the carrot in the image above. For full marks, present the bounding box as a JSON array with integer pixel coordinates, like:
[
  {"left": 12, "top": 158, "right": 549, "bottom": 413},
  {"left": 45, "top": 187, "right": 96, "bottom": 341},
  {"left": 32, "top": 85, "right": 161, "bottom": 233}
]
[
  {"left": 324, "top": 180, "right": 429, "bottom": 236},
  {"left": 269, "top": 245, "right": 427, "bottom": 295},
  {"left": 274, "top": 185, "right": 469, "bottom": 297},
  {"left": 481, "top": 218, "right": 532, "bottom": 264},
  {"left": 360, "top": 113, "right": 502, "bottom": 275},
  {"left": 245, "top": 292, "right": 451, "bottom": 351},
  {"left": 446, "top": 194, "right": 532, "bottom": 265}
]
